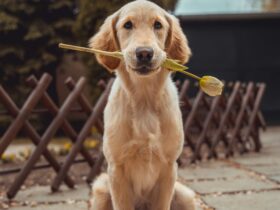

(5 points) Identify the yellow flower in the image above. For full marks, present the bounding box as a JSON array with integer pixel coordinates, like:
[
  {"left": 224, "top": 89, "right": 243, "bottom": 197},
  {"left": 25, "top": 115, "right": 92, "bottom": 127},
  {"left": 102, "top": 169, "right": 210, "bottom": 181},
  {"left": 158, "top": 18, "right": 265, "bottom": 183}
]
[
  {"left": 59, "top": 43, "right": 224, "bottom": 97},
  {"left": 57, "top": 142, "right": 72, "bottom": 156},
  {"left": 1, "top": 153, "right": 16, "bottom": 163},
  {"left": 84, "top": 139, "right": 99, "bottom": 149},
  {"left": 63, "top": 142, "right": 72, "bottom": 151},
  {"left": 199, "top": 76, "right": 224, "bottom": 96}
]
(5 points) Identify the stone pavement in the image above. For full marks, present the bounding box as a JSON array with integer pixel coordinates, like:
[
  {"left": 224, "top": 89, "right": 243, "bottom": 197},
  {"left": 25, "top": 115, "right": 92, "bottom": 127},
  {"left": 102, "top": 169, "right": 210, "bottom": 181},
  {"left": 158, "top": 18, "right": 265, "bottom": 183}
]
[
  {"left": 179, "top": 126, "right": 280, "bottom": 210},
  {"left": 0, "top": 184, "right": 89, "bottom": 209},
  {"left": 1, "top": 126, "right": 279, "bottom": 210}
]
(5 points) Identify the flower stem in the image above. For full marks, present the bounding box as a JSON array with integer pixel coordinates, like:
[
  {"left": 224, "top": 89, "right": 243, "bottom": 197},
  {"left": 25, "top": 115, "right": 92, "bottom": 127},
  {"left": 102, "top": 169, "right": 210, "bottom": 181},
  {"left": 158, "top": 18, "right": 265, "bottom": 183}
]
[
  {"left": 59, "top": 43, "right": 123, "bottom": 59},
  {"left": 59, "top": 43, "right": 202, "bottom": 80},
  {"left": 175, "top": 69, "right": 201, "bottom": 80}
]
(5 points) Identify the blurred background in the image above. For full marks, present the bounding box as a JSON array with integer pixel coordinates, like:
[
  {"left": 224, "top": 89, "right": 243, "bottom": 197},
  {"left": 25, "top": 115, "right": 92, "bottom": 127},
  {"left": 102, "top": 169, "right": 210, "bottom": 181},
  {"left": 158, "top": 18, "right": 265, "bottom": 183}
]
[
  {"left": 0, "top": 0, "right": 280, "bottom": 134},
  {"left": 1, "top": 1, "right": 280, "bottom": 206}
]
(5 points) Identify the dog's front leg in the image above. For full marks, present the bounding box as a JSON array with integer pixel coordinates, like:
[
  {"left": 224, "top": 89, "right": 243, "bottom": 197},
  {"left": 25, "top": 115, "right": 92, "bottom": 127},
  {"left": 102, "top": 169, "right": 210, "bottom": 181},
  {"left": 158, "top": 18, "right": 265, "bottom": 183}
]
[
  {"left": 108, "top": 165, "right": 134, "bottom": 210},
  {"left": 150, "top": 163, "right": 177, "bottom": 210}
]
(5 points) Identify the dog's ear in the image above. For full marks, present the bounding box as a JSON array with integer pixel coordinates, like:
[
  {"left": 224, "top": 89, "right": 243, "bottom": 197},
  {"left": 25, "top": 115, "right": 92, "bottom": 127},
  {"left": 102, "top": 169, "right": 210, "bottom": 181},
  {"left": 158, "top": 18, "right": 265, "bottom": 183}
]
[
  {"left": 165, "top": 14, "right": 191, "bottom": 64},
  {"left": 89, "top": 12, "right": 120, "bottom": 72}
]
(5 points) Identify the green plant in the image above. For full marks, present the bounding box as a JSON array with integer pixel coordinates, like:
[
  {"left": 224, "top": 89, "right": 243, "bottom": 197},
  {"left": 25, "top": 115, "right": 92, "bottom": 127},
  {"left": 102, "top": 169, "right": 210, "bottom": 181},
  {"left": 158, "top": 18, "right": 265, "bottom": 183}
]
[{"left": 0, "top": 0, "right": 77, "bottom": 104}]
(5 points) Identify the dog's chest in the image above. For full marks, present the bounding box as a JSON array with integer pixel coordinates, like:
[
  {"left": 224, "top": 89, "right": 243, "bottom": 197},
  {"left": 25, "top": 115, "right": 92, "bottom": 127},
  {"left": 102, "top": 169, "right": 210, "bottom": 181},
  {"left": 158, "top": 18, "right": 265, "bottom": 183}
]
[
  {"left": 121, "top": 114, "right": 167, "bottom": 197},
  {"left": 123, "top": 140, "right": 162, "bottom": 197},
  {"left": 104, "top": 80, "right": 183, "bottom": 196}
]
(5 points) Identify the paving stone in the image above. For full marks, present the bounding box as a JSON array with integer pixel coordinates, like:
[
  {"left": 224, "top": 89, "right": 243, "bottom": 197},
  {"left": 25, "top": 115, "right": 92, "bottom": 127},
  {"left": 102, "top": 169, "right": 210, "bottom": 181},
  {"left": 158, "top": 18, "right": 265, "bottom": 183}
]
[
  {"left": 234, "top": 152, "right": 280, "bottom": 166},
  {"left": 202, "top": 190, "right": 280, "bottom": 210},
  {"left": 234, "top": 127, "right": 280, "bottom": 167},
  {"left": 12, "top": 184, "right": 89, "bottom": 203},
  {"left": 184, "top": 176, "right": 277, "bottom": 194},
  {"left": 179, "top": 161, "right": 247, "bottom": 180},
  {"left": 10, "top": 201, "right": 87, "bottom": 210},
  {"left": 246, "top": 164, "right": 280, "bottom": 176},
  {"left": 4, "top": 126, "right": 280, "bottom": 209},
  {"left": 271, "top": 175, "right": 280, "bottom": 183},
  {"left": 260, "top": 127, "right": 280, "bottom": 146}
]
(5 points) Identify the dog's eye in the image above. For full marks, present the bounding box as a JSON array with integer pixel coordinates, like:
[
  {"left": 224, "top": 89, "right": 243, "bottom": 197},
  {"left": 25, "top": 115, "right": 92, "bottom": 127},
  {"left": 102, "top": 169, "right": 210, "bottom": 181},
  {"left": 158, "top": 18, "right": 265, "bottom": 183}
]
[
  {"left": 124, "top": 21, "right": 133, "bottom": 29},
  {"left": 154, "top": 21, "right": 162, "bottom": 29}
]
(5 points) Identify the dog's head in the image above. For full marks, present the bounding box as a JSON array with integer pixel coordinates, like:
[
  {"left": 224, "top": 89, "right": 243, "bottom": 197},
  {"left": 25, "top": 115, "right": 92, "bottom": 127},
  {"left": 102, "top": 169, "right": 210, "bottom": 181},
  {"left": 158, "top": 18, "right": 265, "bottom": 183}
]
[{"left": 89, "top": 0, "right": 191, "bottom": 77}]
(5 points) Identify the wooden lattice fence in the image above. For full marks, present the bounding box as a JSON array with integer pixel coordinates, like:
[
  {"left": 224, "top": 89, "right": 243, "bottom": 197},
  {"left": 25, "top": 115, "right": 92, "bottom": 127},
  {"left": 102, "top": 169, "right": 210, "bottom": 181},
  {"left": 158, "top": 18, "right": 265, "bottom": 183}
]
[{"left": 0, "top": 73, "right": 266, "bottom": 198}]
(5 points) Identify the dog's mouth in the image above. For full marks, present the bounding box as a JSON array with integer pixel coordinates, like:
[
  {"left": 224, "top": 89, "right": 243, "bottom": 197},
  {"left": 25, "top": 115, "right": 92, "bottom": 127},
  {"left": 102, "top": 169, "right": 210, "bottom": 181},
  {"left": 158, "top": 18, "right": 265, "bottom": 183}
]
[{"left": 130, "top": 65, "right": 160, "bottom": 76}]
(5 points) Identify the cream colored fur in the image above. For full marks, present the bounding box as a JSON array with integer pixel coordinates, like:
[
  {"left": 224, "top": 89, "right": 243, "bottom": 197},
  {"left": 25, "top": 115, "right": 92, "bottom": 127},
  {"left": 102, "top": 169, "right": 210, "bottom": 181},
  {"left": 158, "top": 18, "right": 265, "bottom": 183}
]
[{"left": 89, "top": 1, "right": 196, "bottom": 210}]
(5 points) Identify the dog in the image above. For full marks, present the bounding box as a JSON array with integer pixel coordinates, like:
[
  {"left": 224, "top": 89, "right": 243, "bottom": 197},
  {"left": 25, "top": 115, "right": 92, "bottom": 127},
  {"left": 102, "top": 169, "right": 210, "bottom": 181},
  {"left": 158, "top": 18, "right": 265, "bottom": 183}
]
[{"left": 89, "top": 1, "right": 196, "bottom": 210}]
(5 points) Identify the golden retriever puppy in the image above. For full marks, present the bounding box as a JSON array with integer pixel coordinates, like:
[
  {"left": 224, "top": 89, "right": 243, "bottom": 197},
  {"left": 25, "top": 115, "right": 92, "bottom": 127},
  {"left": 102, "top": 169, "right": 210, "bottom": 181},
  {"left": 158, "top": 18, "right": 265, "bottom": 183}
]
[{"left": 89, "top": 1, "right": 196, "bottom": 210}]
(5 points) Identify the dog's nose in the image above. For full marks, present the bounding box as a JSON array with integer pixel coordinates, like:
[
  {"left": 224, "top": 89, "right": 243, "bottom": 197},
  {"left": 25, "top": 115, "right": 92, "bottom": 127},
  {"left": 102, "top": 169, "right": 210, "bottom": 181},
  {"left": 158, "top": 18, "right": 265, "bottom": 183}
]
[{"left": 136, "top": 47, "right": 154, "bottom": 63}]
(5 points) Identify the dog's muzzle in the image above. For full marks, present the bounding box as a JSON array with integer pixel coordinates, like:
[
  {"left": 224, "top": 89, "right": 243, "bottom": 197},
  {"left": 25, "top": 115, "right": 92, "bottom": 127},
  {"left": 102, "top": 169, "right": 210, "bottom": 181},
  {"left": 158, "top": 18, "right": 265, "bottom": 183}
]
[{"left": 134, "top": 47, "right": 154, "bottom": 74}]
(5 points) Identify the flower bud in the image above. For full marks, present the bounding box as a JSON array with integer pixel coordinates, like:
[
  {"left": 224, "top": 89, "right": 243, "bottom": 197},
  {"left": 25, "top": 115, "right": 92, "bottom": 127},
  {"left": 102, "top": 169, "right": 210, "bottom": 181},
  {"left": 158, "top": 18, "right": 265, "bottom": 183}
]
[{"left": 199, "top": 76, "right": 224, "bottom": 96}]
